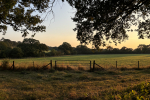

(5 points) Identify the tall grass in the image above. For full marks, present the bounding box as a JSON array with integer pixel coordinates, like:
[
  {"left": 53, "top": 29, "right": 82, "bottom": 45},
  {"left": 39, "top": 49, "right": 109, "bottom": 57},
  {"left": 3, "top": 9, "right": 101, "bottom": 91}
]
[
  {"left": 0, "top": 59, "right": 90, "bottom": 71},
  {"left": 1, "top": 54, "right": 150, "bottom": 69},
  {"left": 0, "top": 59, "right": 11, "bottom": 70},
  {"left": 1, "top": 67, "right": 150, "bottom": 99}
]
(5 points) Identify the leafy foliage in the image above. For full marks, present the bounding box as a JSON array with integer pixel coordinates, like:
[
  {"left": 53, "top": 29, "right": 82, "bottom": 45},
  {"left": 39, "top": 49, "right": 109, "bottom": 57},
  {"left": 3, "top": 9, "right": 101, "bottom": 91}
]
[
  {"left": 9, "top": 47, "right": 24, "bottom": 58},
  {"left": 0, "top": 41, "right": 8, "bottom": 51},
  {"left": 58, "top": 42, "right": 73, "bottom": 55},
  {"left": 109, "top": 82, "right": 150, "bottom": 100},
  {"left": 1, "top": 0, "right": 150, "bottom": 48},
  {"left": 75, "top": 45, "right": 91, "bottom": 54},
  {"left": 0, "top": 0, "right": 50, "bottom": 37},
  {"left": 0, "top": 38, "right": 49, "bottom": 58},
  {"left": 66, "top": 0, "right": 150, "bottom": 48}
]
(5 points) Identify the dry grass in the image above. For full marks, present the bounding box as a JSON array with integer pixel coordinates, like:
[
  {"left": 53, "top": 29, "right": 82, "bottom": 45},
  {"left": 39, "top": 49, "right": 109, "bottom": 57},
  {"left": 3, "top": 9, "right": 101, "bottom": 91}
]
[
  {"left": 54, "top": 64, "right": 88, "bottom": 71},
  {"left": 1, "top": 59, "right": 150, "bottom": 72},
  {"left": 0, "top": 59, "right": 51, "bottom": 71},
  {"left": 0, "top": 67, "right": 150, "bottom": 100},
  {"left": 0, "top": 59, "right": 90, "bottom": 71},
  {"left": 2, "top": 54, "right": 150, "bottom": 70},
  {"left": 1, "top": 55, "right": 150, "bottom": 99}
]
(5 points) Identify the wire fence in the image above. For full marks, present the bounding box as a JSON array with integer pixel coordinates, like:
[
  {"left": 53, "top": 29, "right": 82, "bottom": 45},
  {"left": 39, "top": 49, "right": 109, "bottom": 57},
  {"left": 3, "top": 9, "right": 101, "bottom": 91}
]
[{"left": 0, "top": 59, "right": 150, "bottom": 71}]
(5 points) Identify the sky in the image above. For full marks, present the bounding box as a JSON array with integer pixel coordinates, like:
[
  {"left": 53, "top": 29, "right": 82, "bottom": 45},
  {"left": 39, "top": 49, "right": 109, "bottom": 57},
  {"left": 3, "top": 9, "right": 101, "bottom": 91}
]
[{"left": 1, "top": 1, "right": 150, "bottom": 49}]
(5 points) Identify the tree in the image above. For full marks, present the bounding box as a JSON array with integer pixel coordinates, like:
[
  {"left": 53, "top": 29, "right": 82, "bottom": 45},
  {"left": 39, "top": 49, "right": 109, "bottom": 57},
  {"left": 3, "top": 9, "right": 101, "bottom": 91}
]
[
  {"left": 67, "top": 0, "right": 150, "bottom": 48},
  {"left": 120, "top": 46, "right": 128, "bottom": 54},
  {"left": 126, "top": 48, "right": 133, "bottom": 54},
  {"left": 137, "top": 44, "right": 150, "bottom": 53},
  {"left": 112, "top": 48, "right": 120, "bottom": 54},
  {"left": 105, "top": 46, "right": 113, "bottom": 54},
  {"left": 1, "top": 0, "right": 150, "bottom": 48},
  {"left": 2, "top": 38, "right": 19, "bottom": 48},
  {"left": 0, "top": 0, "right": 50, "bottom": 37},
  {"left": 38, "top": 43, "right": 48, "bottom": 53},
  {"left": 134, "top": 48, "right": 142, "bottom": 54},
  {"left": 23, "top": 38, "right": 40, "bottom": 44},
  {"left": 58, "top": 42, "right": 73, "bottom": 55},
  {"left": 75, "top": 45, "right": 91, "bottom": 54},
  {"left": 17, "top": 43, "right": 39, "bottom": 57},
  {"left": 9, "top": 47, "right": 24, "bottom": 58},
  {"left": 0, "top": 42, "right": 8, "bottom": 51},
  {"left": 50, "top": 49, "right": 58, "bottom": 56},
  {"left": 18, "top": 38, "right": 48, "bottom": 57},
  {"left": 0, "top": 47, "right": 12, "bottom": 58}
]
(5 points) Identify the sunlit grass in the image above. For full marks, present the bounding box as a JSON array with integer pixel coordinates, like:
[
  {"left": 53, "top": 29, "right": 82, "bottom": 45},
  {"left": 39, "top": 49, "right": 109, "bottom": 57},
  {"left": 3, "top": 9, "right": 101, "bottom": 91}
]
[
  {"left": 1, "top": 54, "right": 150, "bottom": 99},
  {"left": 0, "top": 54, "right": 150, "bottom": 69},
  {"left": 0, "top": 69, "right": 150, "bottom": 99}
]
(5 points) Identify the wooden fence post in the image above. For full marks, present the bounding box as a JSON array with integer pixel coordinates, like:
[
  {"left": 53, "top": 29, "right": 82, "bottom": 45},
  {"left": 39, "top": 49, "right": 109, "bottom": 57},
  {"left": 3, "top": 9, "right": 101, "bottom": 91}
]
[
  {"left": 50, "top": 60, "right": 52, "bottom": 69},
  {"left": 33, "top": 61, "right": 34, "bottom": 67},
  {"left": 90, "top": 61, "right": 91, "bottom": 71},
  {"left": 13, "top": 61, "right": 14, "bottom": 70},
  {"left": 138, "top": 61, "right": 139, "bottom": 69},
  {"left": 116, "top": 61, "right": 117, "bottom": 68},
  {"left": 55, "top": 61, "right": 56, "bottom": 70},
  {"left": 93, "top": 60, "right": 95, "bottom": 71}
]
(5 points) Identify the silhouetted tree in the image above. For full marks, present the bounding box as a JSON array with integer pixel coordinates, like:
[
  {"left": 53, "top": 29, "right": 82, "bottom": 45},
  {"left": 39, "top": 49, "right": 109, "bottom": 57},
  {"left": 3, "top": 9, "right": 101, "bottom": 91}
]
[
  {"left": 112, "top": 48, "right": 120, "bottom": 54},
  {"left": 0, "top": 42, "right": 8, "bottom": 51},
  {"left": 58, "top": 42, "right": 73, "bottom": 55},
  {"left": 1, "top": 0, "right": 150, "bottom": 49},
  {"left": 23, "top": 38, "right": 40, "bottom": 44},
  {"left": 75, "top": 45, "right": 91, "bottom": 54},
  {"left": 38, "top": 43, "right": 49, "bottom": 53},
  {"left": 9, "top": 47, "right": 24, "bottom": 58},
  {"left": 137, "top": 44, "right": 150, "bottom": 54}
]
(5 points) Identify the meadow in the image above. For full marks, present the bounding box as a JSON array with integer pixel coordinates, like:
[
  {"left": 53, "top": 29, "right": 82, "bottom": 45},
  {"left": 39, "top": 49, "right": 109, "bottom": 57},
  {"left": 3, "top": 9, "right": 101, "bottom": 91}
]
[
  {"left": 1, "top": 68, "right": 150, "bottom": 100},
  {"left": 1, "top": 54, "right": 150, "bottom": 99},
  {"left": 1, "top": 54, "right": 150, "bottom": 69}
]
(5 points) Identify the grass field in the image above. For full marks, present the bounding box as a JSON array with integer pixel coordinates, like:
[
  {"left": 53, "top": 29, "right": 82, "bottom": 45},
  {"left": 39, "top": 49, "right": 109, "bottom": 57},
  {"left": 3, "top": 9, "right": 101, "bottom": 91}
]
[
  {"left": 1, "top": 69, "right": 150, "bottom": 100},
  {"left": 1, "top": 54, "right": 150, "bottom": 99},
  {"left": 0, "top": 54, "right": 150, "bottom": 69}
]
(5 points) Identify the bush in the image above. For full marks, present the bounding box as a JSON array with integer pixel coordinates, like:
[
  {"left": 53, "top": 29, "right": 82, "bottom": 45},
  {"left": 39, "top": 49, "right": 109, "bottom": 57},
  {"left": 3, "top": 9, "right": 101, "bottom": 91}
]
[{"left": 1, "top": 59, "right": 10, "bottom": 69}]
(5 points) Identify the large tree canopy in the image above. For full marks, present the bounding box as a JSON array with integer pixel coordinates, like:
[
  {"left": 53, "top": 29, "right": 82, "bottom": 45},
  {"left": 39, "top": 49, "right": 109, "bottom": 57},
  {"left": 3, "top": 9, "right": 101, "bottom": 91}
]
[
  {"left": 0, "top": 0, "right": 53, "bottom": 37},
  {"left": 67, "top": 0, "right": 150, "bottom": 48},
  {"left": 1, "top": 0, "right": 150, "bottom": 48}
]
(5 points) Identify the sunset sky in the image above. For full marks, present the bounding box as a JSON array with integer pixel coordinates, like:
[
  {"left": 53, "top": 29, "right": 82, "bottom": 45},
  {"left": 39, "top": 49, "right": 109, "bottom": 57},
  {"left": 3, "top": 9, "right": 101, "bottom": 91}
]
[{"left": 1, "top": 1, "right": 150, "bottom": 49}]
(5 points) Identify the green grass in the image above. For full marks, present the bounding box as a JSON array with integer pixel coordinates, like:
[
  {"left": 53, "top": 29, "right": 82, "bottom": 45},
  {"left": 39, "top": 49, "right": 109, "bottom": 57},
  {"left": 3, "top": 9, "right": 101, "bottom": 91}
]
[{"left": 1, "top": 54, "right": 150, "bottom": 69}]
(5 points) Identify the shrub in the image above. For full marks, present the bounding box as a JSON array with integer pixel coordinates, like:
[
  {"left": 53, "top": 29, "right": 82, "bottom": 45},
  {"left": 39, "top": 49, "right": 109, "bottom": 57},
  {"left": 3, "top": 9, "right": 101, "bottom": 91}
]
[{"left": 1, "top": 59, "right": 10, "bottom": 69}]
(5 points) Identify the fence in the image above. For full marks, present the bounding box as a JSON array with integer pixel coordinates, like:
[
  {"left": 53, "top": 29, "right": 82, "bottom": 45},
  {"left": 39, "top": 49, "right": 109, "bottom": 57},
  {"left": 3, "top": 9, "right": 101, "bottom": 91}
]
[
  {"left": 1, "top": 60, "right": 146, "bottom": 71},
  {"left": 93, "top": 60, "right": 142, "bottom": 70},
  {"left": 10, "top": 60, "right": 52, "bottom": 70},
  {"left": 54, "top": 60, "right": 92, "bottom": 70}
]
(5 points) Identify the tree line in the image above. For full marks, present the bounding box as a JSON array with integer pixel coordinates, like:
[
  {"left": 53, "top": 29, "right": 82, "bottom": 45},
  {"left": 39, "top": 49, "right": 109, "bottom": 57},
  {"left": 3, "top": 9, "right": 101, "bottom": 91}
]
[
  {"left": 49, "top": 43, "right": 150, "bottom": 56},
  {"left": 1, "top": 0, "right": 150, "bottom": 49},
  {"left": 0, "top": 38, "right": 150, "bottom": 58},
  {"left": 0, "top": 38, "right": 48, "bottom": 58}
]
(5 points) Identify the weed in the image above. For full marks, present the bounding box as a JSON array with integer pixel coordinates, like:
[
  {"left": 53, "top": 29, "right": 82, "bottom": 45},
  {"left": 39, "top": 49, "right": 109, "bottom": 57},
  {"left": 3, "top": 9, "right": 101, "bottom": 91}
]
[{"left": 1, "top": 59, "right": 10, "bottom": 70}]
